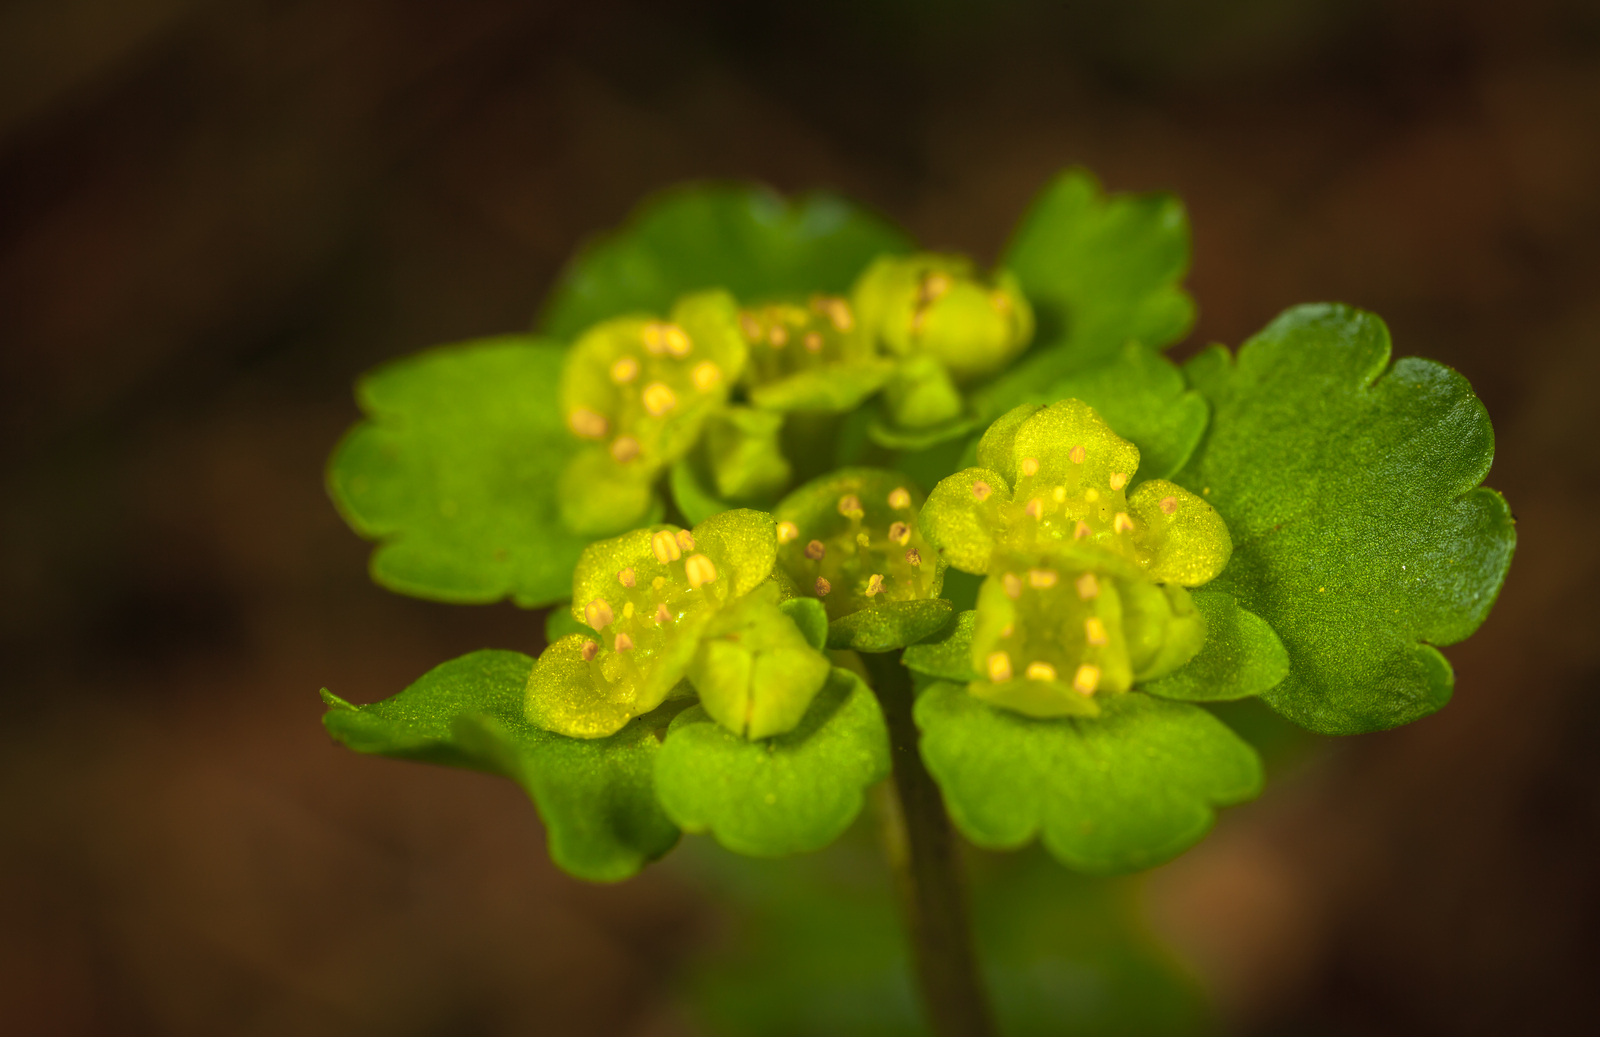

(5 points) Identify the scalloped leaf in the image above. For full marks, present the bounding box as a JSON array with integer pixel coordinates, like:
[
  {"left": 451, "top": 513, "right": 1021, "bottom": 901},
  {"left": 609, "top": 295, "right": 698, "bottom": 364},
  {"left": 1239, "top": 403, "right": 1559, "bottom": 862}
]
[
  {"left": 321, "top": 650, "right": 680, "bottom": 882},
  {"left": 328, "top": 336, "right": 628, "bottom": 608},
  {"left": 540, "top": 184, "right": 914, "bottom": 339},
  {"left": 1176, "top": 304, "right": 1516, "bottom": 734},
  {"left": 1141, "top": 591, "right": 1289, "bottom": 702},
  {"left": 654, "top": 668, "right": 891, "bottom": 856},
  {"left": 915, "top": 681, "right": 1262, "bottom": 874}
]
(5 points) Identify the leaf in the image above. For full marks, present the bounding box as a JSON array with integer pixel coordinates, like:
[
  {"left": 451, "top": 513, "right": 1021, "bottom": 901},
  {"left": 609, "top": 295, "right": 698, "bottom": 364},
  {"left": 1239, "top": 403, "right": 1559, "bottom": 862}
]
[
  {"left": 915, "top": 681, "right": 1262, "bottom": 874},
  {"left": 654, "top": 667, "right": 891, "bottom": 856},
  {"left": 826, "top": 599, "right": 955, "bottom": 653},
  {"left": 780, "top": 596, "right": 830, "bottom": 652},
  {"left": 321, "top": 650, "right": 680, "bottom": 882},
  {"left": 1176, "top": 304, "right": 1516, "bottom": 734},
  {"left": 1141, "top": 590, "right": 1290, "bottom": 702},
  {"left": 902, "top": 609, "right": 979, "bottom": 682},
  {"left": 328, "top": 337, "right": 604, "bottom": 608},
  {"left": 539, "top": 184, "right": 913, "bottom": 340},
  {"left": 1001, "top": 168, "right": 1194, "bottom": 366}
]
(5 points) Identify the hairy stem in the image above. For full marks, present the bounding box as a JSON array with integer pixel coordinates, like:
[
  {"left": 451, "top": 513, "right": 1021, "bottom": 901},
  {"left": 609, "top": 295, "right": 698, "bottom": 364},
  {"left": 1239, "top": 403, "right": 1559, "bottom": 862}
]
[{"left": 862, "top": 649, "right": 997, "bottom": 1037}]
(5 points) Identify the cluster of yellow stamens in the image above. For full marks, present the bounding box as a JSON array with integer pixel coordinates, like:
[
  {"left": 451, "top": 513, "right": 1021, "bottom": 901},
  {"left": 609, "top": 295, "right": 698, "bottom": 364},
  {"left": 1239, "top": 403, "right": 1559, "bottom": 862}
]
[
  {"left": 575, "top": 528, "right": 724, "bottom": 681},
  {"left": 777, "top": 481, "right": 940, "bottom": 622},
  {"left": 738, "top": 296, "right": 860, "bottom": 385}
]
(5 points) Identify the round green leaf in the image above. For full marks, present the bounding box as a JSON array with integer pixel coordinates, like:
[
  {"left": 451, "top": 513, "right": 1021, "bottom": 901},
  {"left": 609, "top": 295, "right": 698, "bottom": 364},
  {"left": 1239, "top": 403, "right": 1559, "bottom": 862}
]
[
  {"left": 1176, "top": 304, "right": 1516, "bottom": 734},
  {"left": 915, "top": 681, "right": 1262, "bottom": 874},
  {"left": 1141, "top": 590, "right": 1290, "bottom": 702},
  {"left": 328, "top": 337, "right": 609, "bottom": 608},
  {"left": 321, "top": 650, "right": 680, "bottom": 882},
  {"left": 654, "top": 667, "right": 891, "bottom": 856}
]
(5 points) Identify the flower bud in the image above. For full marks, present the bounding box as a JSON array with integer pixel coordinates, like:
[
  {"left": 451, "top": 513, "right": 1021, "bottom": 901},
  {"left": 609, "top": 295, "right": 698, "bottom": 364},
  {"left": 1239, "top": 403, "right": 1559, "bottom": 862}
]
[{"left": 687, "top": 583, "right": 832, "bottom": 740}]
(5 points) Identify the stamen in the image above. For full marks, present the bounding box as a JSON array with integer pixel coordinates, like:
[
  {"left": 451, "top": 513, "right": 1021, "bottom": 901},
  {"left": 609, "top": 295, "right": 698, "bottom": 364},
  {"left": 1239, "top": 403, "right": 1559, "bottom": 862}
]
[
  {"left": 651, "top": 576, "right": 665, "bottom": 591},
  {"left": 684, "top": 554, "right": 717, "bottom": 588},
  {"left": 803, "top": 331, "right": 823, "bottom": 353},
  {"left": 610, "top": 436, "right": 640, "bottom": 463},
  {"left": 820, "top": 297, "right": 854, "bottom": 331},
  {"left": 569, "top": 409, "right": 608, "bottom": 439},
  {"left": 805, "top": 540, "right": 826, "bottom": 561},
  {"left": 856, "top": 532, "right": 870, "bottom": 548},
  {"left": 614, "top": 633, "right": 635, "bottom": 651},
  {"left": 1073, "top": 664, "right": 1101, "bottom": 695},
  {"left": 739, "top": 313, "right": 761, "bottom": 341},
  {"left": 622, "top": 601, "right": 634, "bottom": 619},
  {"left": 618, "top": 568, "right": 636, "bottom": 588},
  {"left": 1026, "top": 661, "right": 1057, "bottom": 681},
  {"left": 652, "top": 530, "right": 682, "bottom": 564},
  {"left": 972, "top": 480, "right": 992, "bottom": 502},
  {"left": 1073, "top": 520, "right": 1091, "bottom": 540},
  {"left": 585, "top": 598, "right": 614, "bottom": 629},
  {"left": 865, "top": 574, "right": 885, "bottom": 597},
  {"left": 1109, "top": 472, "right": 1128, "bottom": 491},
  {"left": 987, "top": 651, "right": 1013, "bottom": 682},
  {"left": 1002, "top": 572, "right": 1022, "bottom": 599},
  {"left": 837, "top": 494, "right": 864, "bottom": 519},
  {"left": 581, "top": 640, "right": 599, "bottom": 661},
  {"left": 1069, "top": 445, "right": 1087, "bottom": 464},
  {"left": 663, "top": 325, "right": 692, "bottom": 357},
  {"left": 654, "top": 602, "right": 671, "bottom": 625},
  {"left": 676, "top": 530, "right": 696, "bottom": 551},
  {"left": 692, "top": 361, "right": 722, "bottom": 392},
  {"left": 641, "top": 322, "right": 672, "bottom": 355},
  {"left": 1076, "top": 573, "right": 1099, "bottom": 600},
  {"left": 889, "top": 521, "right": 911, "bottom": 545},
  {"left": 1028, "top": 568, "right": 1058, "bottom": 589},
  {"left": 815, "top": 576, "right": 831, "bottom": 596},
  {"left": 1024, "top": 498, "right": 1043, "bottom": 519},
  {"left": 1084, "top": 488, "right": 1100, "bottom": 502},
  {"left": 776, "top": 520, "right": 799, "bottom": 544},
  {"left": 642, "top": 382, "right": 677, "bottom": 417},
  {"left": 1052, "top": 485, "right": 1067, "bottom": 503},
  {"left": 769, "top": 324, "right": 789, "bottom": 348},
  {"left": 905, "top": 549, "right": 921, "bottom": 566},
  {"left": 1022, "top": 457, "right": 1040, "bottom": 477},
  {"left": 888, "top": 487, "right": 912, "bottom": 510},
  {"left": 1159, "top": 496, "right": 1178, "bottom": 515},
  {"left": 1113, "top": 512, "right": 1134, "bottom": 533},
  {"left": 610, "top": 357, "right": 639, "bottom": 383},
  {"left": 920, "top": 272, "right": 952, "bottom": 302},
  {"left": 1085, "top": 617, "right": 1108, "bottom": 646}
]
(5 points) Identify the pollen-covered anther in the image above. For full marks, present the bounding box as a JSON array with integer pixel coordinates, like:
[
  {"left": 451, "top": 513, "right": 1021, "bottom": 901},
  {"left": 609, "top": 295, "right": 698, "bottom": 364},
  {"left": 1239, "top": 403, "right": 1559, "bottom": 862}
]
[
  {"left": 1052, "top": 486, "right": 1067, "bottom": 503},
  {"left": 1024, "top": 498, "right": 1043, "bottom": 520},
  {"left": 1021, "top": 457, "right": 1040, "bottom": 477},
  {"left": 1069, "top": 445, "right": 1087, "bottom": 465},
  {"left": 816, "top": 296, "right": 854, "bottom": 331},
  {"left": 803, "top": 331, "right": 823, "bottom": 353},
  {"left": 1073, "top": 664, "right": 1101, "bottom": 695},
  {"left": 641, "top": 322, "right": 673, "bottom": 355},
  {"left": 815, "top": 576, "right": 831, "bottom": 596},
  {"left": 617, "top": 567, "right": 636, "bottom": 588},
  {"left": 972, "top": 480, "right": 992, "bottom": 502},
  {"left": 1085, "top": 617, "right": 1108, "bottom": 646},
  {"left": 610, "top": 357, "right": 639, "bottom": 383},
  {"left": 622, "top": 601, "right": 634, "bottom": 619},
  {"left": 581, "top": 640, "right": 598, "bottom": 661},
  {"left": 1113, "top": 512, "right": 1134, "bottom": 534},
  {"left": 652, "top": 530, "right": 682, "bottom": 564},
  {"left": 652, "top": 576, "right": 665, "bottom": 590},
  {"left": 987, "top": 651, "right": 1013, "bottom": 682},
  {"left": 905, "top": 549, "right": 921, "bottom": 566},
  {"left": 769, "top": 324, "right": 789, "bottom": 348},
  {"left": 1026, "top": 661, "right": 1057, "bottom": 682},
  {"left": 663, "top": 326, "right": 692, "bottom": 358},
  {"left": 1076, "top": 573, "right": 1099, "bottom": 600},
  {"left": 684, "top": 554, "right": 717, "bottom": 589},
  {"left": 920, "top": 272, "right": 952, "bottom": 302},
  {"left": 610, "top": 436, "right": 640, "bottom": 463},
  {"left": 614, "top": 633, "right": 635, "bottom": 651},
  {"left": 1028, "top": 568, "right": 1057, "bottom": 589},
  {"left": 1159, "top": 495, "right": 1178, "bottom": 515},
  {"left": 865, "top": 574, "right": 885, "bottom": 597},
  {"left": 585, "top": 598, "right": 614, "bottom": 629},
  {"left": 676, "top": 529, "right": 696, "bottom": 552},
  {"left": 837, "top": 494, "right": 864, "bottom": 519},
  {"left": 569, "top": 409, "right": 608, "bottom": 439},
  {"left": 1109, "top": 472, "right": 1129, "bottom": 491},
  {"left": 888, "top": 487, "right": 912, "bottom": 510},
  {"left": 856, "top": 532, "right": 870, "bottom": 548},
  {"left": 1084, "top": 488, "right": 1100, "bottom": 502},
  {"left": 889, "top": 521, "right": 911, "bottom": 545},
  {"left": 739, "top": 313, "right": 761, "bottom": 341},
  {"left": 776, "top": 521, "right": 799, "bottom": 544},
  {"left": 1073, "top": 520, "right": 1091, "bottom": 540},
  {"left": 654, "top": 602, "right": 671, "bottom": 625},
  {"left": 692, "top": 361, "right": 722, "bottom": 392},
  {"left": 1002, "top": 572, "right": 1022, "bottom": 599},
  {"left": 642, "top": 382, "right": 677, "bottom": 417}
]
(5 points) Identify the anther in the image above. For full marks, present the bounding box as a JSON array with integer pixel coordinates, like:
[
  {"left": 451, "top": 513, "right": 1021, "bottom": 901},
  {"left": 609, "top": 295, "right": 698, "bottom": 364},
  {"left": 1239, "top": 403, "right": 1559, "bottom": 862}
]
[
  {"left": 654, "top": 602, "right": 671, "bottom": 625},
  {"left": 987, "top": 651, "right": 1013, "bottom": 682},
  {"left": 1022, "top": 457, "right": 1040, "bottom": 477},
  {"left": 1076, "top": 573, "right": 1099, "bottom": 600},
  {"left": 618, "top": 568, "right": 636, "bottom": 587},
  {"left": 1024, "top": 498, "right": 1043, "bottom": 520},
  {"left": 642, "top": 323, "right": 671, "bottom": 355},
  {"left": 803, "top": 331, "right": 823, "bottom": 353},
  {"left": 651, "top": 576, "right": 665, "bottom": 590},
  {"left": 1003, "top": 572, "right": 1022, "bottom": 599},
  {"left": 663, "top": 325, "right": 692, "bottom": 357},
  {"left": 610, "top": 436, "right": 640, "bottom": 463},
  {"left": 642, "top": 382, "right": 677, "bottom": 417},
  {"left": 905, "top": 549, "right": 921, "bottom": 566},
  {"left": 1109, "top": 472, "right": 1128, "bottom": 491},
  {"left": 739, "top": 313, "right": 761, "bottom": 341},
  {"left": 889, "top": 521, "right": 911, "bottom": 545},
  {"left": 805, "top": 540, "right": 826, "bottom": 561},
  {"left": 769, "top": 324, "right": 789, "bottom": 348},
  {"left": 1053, "top": 486, "right": 1067, "bottom": 503},
  {"left": 652, "top": 530, "right": 682, "bottom": 564},
  {"left": 856, "top": 532, "right": 870, "bottom": 548},
  {"left": 1113, "top": 512, "right": 1134, "bottom": 534},
  {"left": 1073, "top": 664, "right": 1100, "bottom": 695},
  {"left": 610, "top": 357, "right": 639, "bottom": 383},
  {"left": 1026, "top": 661, "right": 1057, "bottom": 682},
  {"left": 888, "top": 487, "right": 912, "bottom": 510},
  {"left": 1073, "top": 520, "right": 1091, "bottom": 540},
  {"left": 581, "top": 640, "right": 599, "bottom": 661},
  {"left": 1028, "top": 569, "right": 1057, "bottom": 589},
  {"left": 623, "top": 601, "right": 634, "bottom": 619},
  {"left": 570, "top": 409, "right": 608, "bottom": 439},
  {"left": 585, "top": 598, "right": 614, "bottom": 629},
  {"left": 1069, "top": 445, "right": 1086, "bottom": 465},
  {"left": 692, "top": 361, "right": 722, "bottom": 391},
  {"left": 815, "top": 576, "right": 831, "bottom": 596},
  {"left": 824, "top": 298, "right": 854, "bottom": 331},
  {"left": 972, "top": 481, "right": 992, "bottom": 502},
  {"left": 920, "top": 272, "right": 952, "bottom": 302},
  {"left": 614, "top": 633, "right": 634, "bottom": 652},
  {"left": 676, "top": 530, "right": 696, "bottom": 551},
  {"left": 777, "top": 520, "right": 799, "bottom": 544},
  {"left": 1085, "top": 617, "right": 1108, "bottom": 646},
  {"left": 866, "top": 574, "right": 885, "bottom": 597},
  {"left": 838, "top": 494, "right": 864, "bottom": 519},
  {"left": 1159, "top": 496, "right": 1178, "bottom": 515},
  {"left": 684, "top": 554, "right": 717, "bottom": 588},
  {"left": 1084, "top": 488, "right": 1100, "bottom": 502}
]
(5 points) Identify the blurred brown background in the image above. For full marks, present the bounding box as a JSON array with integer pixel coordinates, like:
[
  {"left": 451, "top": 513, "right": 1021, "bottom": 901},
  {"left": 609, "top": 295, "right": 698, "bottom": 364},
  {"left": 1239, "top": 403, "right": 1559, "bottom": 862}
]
[{"left": 2, "top": 1, "right": 1597, "bottom": 1034}]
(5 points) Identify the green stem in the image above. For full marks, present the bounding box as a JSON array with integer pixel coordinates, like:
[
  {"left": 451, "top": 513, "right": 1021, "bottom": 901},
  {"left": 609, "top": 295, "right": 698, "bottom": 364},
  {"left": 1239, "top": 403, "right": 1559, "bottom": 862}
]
[{"left": 862, "top": 650, "right": 997, "bottom": 1037}]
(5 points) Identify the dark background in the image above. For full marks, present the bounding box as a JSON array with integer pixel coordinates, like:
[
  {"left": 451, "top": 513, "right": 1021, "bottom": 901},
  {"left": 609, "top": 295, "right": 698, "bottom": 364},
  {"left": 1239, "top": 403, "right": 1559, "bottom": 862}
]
[{"left": 3, "top": 1, "right": 1598, "bottom": 1034}]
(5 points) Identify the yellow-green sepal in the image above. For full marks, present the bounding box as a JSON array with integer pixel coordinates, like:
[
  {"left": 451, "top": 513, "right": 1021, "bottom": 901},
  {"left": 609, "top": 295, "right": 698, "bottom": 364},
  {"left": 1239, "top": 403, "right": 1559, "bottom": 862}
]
[{"left": 688, "top": 584, "right": 832, "bottom": 740}]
